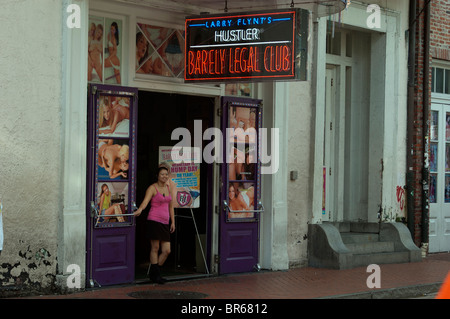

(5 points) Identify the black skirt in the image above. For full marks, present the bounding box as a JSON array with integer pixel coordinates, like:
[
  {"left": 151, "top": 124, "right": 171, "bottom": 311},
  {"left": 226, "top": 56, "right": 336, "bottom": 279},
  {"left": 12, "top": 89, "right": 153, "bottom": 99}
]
[{"left": 146, "top": 220, "right": 170, "bottom": 242}]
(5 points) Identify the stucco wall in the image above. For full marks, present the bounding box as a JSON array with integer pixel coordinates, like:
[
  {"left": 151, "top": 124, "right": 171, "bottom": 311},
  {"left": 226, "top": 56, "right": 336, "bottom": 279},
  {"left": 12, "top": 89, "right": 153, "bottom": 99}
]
[
  {"left": 287, "top": 81, "right": 312, "bottom": 267},
  {"left": 0, "top": 0, "right": 62, "bottom": 293},
  {"left": 286, "top": 0, "right": 411, "bottom": 267}
]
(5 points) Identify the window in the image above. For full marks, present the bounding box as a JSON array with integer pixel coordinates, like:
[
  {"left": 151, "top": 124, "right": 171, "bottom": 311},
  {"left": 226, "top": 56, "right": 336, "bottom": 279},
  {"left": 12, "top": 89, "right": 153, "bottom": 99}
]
[
  {"left": 432, "top": 66, "right": 450, "bottom": 94},
  {"left": 88, "top": 15, "right": 124, "bottom": 85},
  {"left": 135, "top": 23, "right": 185, "bottom": 78}
]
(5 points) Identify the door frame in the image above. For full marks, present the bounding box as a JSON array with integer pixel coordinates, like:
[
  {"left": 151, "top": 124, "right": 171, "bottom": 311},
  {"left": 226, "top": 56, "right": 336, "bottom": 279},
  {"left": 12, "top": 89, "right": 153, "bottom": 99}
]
[
  {"left": 324, "top": 66, "right": 337, "bottom": 222},
  {"left": 86, "top": 84, "right": 138, "bottom": 287},
  {"left": 429, "top": 100, "right": 450, "bottom": 253},
  {"left": 219, "top": 96, "right": 263, "bottom": 274}
]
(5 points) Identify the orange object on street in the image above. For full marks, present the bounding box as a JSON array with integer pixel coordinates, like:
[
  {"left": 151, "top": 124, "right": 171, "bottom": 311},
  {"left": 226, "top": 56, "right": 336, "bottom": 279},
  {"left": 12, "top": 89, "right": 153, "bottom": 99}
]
[{"left": 437, "top": 273, "right": 450, "bottom": 299}]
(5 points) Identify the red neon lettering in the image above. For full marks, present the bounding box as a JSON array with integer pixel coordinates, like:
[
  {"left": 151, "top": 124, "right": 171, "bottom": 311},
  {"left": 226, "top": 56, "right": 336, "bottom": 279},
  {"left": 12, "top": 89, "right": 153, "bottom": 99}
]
[
  {"left": 254, "top": 46, "right": 261, "bottom": 72},
  {"left": 240, "top": 47, "right": 247, "bottom": 73},
  {"left": 195, "top": 51, "right": 202, "bottom": 74},
  {"left": 187, "top": 44, "right": 290, "bottom": 79},
  {"left": 234, "top": 48, "right": 241, "bottom": 73},
  {"left": 264, "top": 46, "right": 270, "bottom": 72},
  {"left": 202, "top": 50, "right": 208, "bottom": 74},
  {"left": 209, "top": 50, "right": 215, "bottom": 74},
  {"left": 264, "top": 45, "right": 291, "bottom": 73},
  {"left": 276, "top": 46, "right": 282, "bottom": 71},
  {"left": 214, "top": 50, "right": 220, "bottom": 74},
  {"left": 229, "top": 48, "right": 234, "bottom": 73},
  {"left": 247, "top": 47, "right": 254, "bottom": 73},
  {"left": 270, "top": 46, "right": 275, "bottom": 72},
  {"left": 188, "top": 51, "right": 195, "bottom": 75},
  {"left": 283, "top": 46, "right": 290, "bottom": 71},
  {"left": 220, "top": 49, "right": 226, "bottom": 74}
]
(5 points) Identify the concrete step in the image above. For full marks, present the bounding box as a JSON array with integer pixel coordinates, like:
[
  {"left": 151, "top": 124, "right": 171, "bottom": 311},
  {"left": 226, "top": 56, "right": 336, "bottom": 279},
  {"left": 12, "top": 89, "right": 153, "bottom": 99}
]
[
  {"left": 341, "top": 232, "right": 379, "bottom": 244},
  {"left": 327, "top": 222, "right": 380, "bottom": 233},
  {"left": 346, "top": 241, "right": 395, "bottom": 254},
  {"left": 352, "top": 251, "right": 410, "bottom": 267}
]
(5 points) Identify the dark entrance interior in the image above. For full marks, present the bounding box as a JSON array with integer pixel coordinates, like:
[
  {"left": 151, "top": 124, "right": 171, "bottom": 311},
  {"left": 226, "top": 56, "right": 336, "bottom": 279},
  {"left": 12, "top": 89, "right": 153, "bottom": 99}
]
[{"left": 135, "top": 91, "right": 214, "bottom": 281}]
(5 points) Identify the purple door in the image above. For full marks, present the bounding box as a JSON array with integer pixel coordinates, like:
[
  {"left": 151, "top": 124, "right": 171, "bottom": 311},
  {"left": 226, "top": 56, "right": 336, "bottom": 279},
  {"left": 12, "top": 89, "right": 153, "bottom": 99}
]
[
  {"left": 219, "top": 97, "right": 262, "bottom": 274},
  {"left": 86, "top": 84, "right": 138, "bottom": 286}
]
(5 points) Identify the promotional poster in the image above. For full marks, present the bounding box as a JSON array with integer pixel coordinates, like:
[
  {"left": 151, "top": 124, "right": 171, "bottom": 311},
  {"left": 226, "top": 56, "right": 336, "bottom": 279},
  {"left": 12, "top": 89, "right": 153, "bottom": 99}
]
[{"left": 159, "top": 146, "right": 201, "bottom": 208}]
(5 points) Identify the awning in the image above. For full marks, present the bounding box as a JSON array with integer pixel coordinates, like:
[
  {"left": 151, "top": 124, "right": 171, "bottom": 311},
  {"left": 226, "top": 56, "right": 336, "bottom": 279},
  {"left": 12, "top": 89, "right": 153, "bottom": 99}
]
[{"left": 117, "top": 0, "right": 348, "bottom": 17}]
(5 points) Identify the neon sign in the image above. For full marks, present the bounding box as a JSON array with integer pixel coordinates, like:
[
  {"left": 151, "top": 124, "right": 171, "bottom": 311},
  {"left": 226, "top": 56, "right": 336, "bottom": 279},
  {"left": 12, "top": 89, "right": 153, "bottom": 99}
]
[{"left": 185, "top": 9, "right": 309, "bottom": 82}]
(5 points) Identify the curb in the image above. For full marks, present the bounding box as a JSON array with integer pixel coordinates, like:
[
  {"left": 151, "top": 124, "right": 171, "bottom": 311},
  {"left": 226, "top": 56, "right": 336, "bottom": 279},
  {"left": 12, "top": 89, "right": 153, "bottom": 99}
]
[{"left": 316, "top": 282, "right": 442, "bottom": 299}]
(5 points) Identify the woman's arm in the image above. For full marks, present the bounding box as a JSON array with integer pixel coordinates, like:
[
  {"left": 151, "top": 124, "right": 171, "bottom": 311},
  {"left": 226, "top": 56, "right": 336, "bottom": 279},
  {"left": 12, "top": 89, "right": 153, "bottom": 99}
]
[
  {"left": 99, "top": 193, "right": 105, "bottom": 210},
  {"left": 100, "top": 110, "right": 121, "bottom": 135},
  {"left": 169, "top": 197, "right": 175, "bottom": 233},
  {"left": 134, "top": 186, "right": 155, "bottom": 216}
]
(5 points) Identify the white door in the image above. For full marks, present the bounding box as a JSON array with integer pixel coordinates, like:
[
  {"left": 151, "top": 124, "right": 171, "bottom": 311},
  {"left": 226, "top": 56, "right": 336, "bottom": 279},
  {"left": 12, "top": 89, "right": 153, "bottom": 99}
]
[
  {"left": 429, "top": 103, "right": 450, "bottom": 252},
  {"left": 324, "top": 67, "right": 336, "bottom": 221}
]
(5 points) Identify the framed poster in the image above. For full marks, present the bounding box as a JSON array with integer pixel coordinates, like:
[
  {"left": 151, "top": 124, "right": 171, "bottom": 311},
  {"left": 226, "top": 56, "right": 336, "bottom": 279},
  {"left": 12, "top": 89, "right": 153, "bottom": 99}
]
[
  {"left": 136, "top": 23, "right": 185, "bottom": 78},
  {"left": 98, "top": 94, "right": 130, "bottom": 138},
  {"left": 90, "top": 87, "right": 137, "bottom": 228},
  {"left": 158, "top": 146, "right": 201, "bottom": 208},
  {"left": 97, "top": 139, "right": 129, "bottom": 180},
  {"left": 96, "top": 182, "right": 130, "bottom": 225},
  {"left": 224, "top": 99, "right": 262, "bottom": 222},
  {"left": 88, "top": 15, "right": 123, "bottom": 85}
]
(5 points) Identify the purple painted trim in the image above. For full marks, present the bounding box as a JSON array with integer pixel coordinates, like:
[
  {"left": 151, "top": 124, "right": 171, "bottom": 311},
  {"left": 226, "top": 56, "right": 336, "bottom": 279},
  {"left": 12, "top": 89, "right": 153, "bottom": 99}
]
[
  {"left": 86, "top": 84, "right": 138, "bottom": 286},
  {"left": 219, "top": 96, "right": 262, "bottom": 274}
]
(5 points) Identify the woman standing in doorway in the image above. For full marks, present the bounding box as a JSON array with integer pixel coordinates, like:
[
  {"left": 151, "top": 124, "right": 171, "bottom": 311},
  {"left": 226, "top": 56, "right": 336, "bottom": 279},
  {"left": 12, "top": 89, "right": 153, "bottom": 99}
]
[{"left": 134, "top": 165, "right": 175, "bottom": 284}]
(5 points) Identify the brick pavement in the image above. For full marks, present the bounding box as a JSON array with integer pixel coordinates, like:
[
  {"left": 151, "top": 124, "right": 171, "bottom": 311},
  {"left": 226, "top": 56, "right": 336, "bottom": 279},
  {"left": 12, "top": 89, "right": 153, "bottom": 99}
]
[{"left": 16, "top": 252, "right": 449, "bottom": 300}]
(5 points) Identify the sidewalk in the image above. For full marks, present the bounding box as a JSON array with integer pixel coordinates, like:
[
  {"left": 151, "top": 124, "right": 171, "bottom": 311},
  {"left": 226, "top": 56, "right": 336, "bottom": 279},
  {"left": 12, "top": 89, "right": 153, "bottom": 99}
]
[{"left": 18, "top": 253, "right": 450, "bottom": 299}]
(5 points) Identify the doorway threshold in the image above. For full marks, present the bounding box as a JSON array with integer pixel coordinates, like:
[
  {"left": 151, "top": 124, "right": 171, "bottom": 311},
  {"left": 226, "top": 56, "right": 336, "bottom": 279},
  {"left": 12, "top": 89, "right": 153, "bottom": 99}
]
[
  {"left": 134, "top": 273, "right": 213, "bottom": 285},
  {"left": 166, "top": 273, "right": 214, "bottom": 282}
]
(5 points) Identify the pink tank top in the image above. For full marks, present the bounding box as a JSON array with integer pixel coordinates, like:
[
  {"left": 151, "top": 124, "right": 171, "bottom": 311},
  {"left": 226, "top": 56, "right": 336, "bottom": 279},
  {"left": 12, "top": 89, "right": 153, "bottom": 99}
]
[{"left": 147, "top": 185, "right": 172, "bottom": 224}]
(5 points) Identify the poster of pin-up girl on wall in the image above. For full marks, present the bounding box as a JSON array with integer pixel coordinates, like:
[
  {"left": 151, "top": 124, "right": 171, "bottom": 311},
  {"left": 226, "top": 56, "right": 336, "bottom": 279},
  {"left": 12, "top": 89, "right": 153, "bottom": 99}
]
[
  {"left": 228, "top": 106, "right": 257, "bottom": 143},
  {"left": 98, "top": 95, "right": 130, "bottom": 138},
  {"left": 135, "top": 23, "right": 185, "bottom": 77},
  {"left": 88, "top": 16, "right": 122, "bottom": 84},
  {"left": 96, "top": 182, "right": 129, "bottom": 225},
  {"left": 104, "top": 19, "right": 122, "bottom": 84},
  {"left": 227, "top": 183, "right": 255, "bottom": 219},
  {"left": 88, "top": 17, "right": 104, "bottom": 83},
  {"left": 97, "top": 139, "right": 129, "bottom": 180}
]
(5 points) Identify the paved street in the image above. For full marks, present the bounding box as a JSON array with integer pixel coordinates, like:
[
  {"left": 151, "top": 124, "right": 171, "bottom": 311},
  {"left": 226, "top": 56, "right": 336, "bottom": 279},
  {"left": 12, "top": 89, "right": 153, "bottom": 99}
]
[{"left": 15, "top": 252, "right": 450, "bottom": 300}]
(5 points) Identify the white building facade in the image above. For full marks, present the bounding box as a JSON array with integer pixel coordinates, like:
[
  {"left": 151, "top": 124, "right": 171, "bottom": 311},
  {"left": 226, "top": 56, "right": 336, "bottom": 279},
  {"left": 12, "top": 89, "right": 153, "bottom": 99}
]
[{"left": 0, "top": 0, "right": 417, "bottom": 293}]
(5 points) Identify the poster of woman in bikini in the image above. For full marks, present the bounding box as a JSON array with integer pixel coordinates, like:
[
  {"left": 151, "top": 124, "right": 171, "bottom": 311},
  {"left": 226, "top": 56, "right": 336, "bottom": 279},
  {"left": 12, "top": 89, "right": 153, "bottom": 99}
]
[
  {"left": 96, "top": 182, "right": 129, "bottom": 225},
  {"left": 88, "top": 16, "right": 104, "bottom": 83},
  {"left": 104, "top": 19, "right": 122, "bottom": 84}
]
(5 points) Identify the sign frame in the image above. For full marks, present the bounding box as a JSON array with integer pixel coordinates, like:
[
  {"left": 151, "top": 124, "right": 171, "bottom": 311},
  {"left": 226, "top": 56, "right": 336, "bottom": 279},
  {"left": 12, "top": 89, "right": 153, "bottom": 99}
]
[{"left": 184, "top": 9, "right": 309, "bottom": 83}]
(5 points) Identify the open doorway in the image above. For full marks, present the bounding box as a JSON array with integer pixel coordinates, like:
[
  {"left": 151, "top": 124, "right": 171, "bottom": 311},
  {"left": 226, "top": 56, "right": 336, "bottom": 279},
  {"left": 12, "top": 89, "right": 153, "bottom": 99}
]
[{"left": 134, "top": 91, "right": 214, "bottom": 281}]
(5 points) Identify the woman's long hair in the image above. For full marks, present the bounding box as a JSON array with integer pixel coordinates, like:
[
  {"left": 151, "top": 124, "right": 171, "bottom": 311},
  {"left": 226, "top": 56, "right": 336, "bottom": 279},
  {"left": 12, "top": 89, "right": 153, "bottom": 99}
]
[{"left": 111, "top": 22, "right": 119, "bottom": 46}]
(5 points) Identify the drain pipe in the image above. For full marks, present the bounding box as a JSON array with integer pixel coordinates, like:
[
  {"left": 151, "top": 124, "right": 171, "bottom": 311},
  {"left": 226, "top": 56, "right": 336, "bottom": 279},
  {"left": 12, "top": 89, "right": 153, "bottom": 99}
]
[
  {"left": 406, "top": 0, "right": 416, "bottom": 240},
  {"left": 421, "top": 0, "right": 430, "bottom": 246}
]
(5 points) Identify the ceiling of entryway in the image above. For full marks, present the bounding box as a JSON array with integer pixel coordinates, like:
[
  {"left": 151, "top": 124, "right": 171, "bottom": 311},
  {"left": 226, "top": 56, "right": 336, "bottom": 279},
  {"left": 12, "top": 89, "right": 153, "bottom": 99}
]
[
  {"left": 167, "top": 0, "right": 280, "bottom": 12},
  {"left": 115, "top": 0, "right": 346, "bottom": 15}
]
